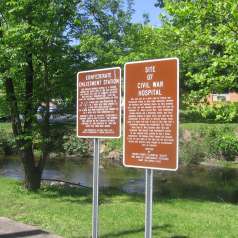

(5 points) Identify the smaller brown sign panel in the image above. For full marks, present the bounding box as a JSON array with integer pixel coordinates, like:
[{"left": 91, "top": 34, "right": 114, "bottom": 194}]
[
  {"left": 77, "top": 67, "right": 121, "bottom": 138},
  {"left": 124, "top": 58, "right": 179, "bottom": 170}
]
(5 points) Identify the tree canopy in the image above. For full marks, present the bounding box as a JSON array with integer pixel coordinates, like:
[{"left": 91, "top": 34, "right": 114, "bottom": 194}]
[
  {"left": 119, "top": 0, "right": 238, "bottom": 102},
  {"left": 0, "top": 0, "right": 135, "bottom": 190},
  {"left": 0, "top": 0, "right": 80, "bottom": 190}
]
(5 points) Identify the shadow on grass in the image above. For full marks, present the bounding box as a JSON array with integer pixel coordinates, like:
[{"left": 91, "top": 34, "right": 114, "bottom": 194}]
[
  {"left": 37, "top": 185, "right": 93, "bottom": 204},
  {"left": 36, "top": 185, "right": 145, "bottom": 205},
  {"left": 100, "top": 224, "right": 188, "bottom": 238},
  {"left": 170, "top": 236, "right": 188, "bottom": 238},
  {"left": 100, "top": 224, "right": 171, "bottom": 238},
  {"left": 0, "top": 229, "right": 49, "bottom": 238},
  {"left": 79, "top": 224, "right": 188, "bottom": 238}
]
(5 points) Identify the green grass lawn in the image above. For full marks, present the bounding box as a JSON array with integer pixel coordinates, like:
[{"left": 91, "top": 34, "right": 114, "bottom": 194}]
[{"left": 0, "top": 176, "right": 237, "bottom": 238}]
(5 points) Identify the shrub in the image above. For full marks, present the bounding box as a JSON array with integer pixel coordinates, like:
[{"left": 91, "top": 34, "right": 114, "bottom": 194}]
[
  {"left": 180, "top": 125, "right": 238, "bottom": 163},
  {"left": 63, "top": 135, "right": 91, "bottom": 157},
  {"left": 180, "top": 109, "right": 203, "bottom": 122},
  {"left": 181, "top": 102, "right": 238, "bottom": 123},
  {"left": 179, "top": 139, "right": 207, "bottom": 165},
  {"left": 200, "top": 103, "right": 238, "bottom": 122},
  {"left": 205, "top": 126, "right": 238, "bottom": 161},
  {"left": 48, "top": 124, "right": 69, "bottom": 152},
  {"left": 0, "top": 96, "right": 10, "bottom": 118},
  {"left": 179, "top": 128, "right": 208, "bottom": 165},
  {"left": 0, "top": 129, "right": 17, "bottom": 155},
  {"left": 104, "top": 138, "right": 122, "bottom": 152}
]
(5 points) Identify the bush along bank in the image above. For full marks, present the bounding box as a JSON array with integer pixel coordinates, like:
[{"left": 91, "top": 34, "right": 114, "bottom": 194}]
[
  {"left": 102, "top": 124, "right": 238, "bottom": 166},
  {"left": 180, "top": 124, "right": 238, "bottom": 165},
  {"left": 0, "top": 128, "right": 17, "bottom": 155},
  {"left": 180, "top": 102, "right": 238, "bottom": 123},
  {"left": 0, "top": 123, "right": 92, "bottom": 159},
  {"left": 1, "top": 122, "right": 238, "bottom": 165}
]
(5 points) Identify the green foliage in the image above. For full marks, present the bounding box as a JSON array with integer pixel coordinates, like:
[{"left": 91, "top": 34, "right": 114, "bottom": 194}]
[
  {"left": 162, "top": 0, "right": 238, "bottom": 97},
  {"left": 63, "top": 135, "right": 90, "bottom": 157},
  {"left": 0, "top": 93, "right": 9, "bottom": 118},
  {"left": 118, "top": 0, "right": 238, "bottom": 103},
  {"left": 179, "top": 133, "right": 208, "bottom": 165},
  {"left": 180, "top": 124, "right": 238, "bottom": 163},
  {"left": 0, "top": 122, "right": 12, "bottom": 133},
  {"left": 75, "top": 0, "right": 134, "bottom": 67},
  {"left": 0, "top": 0, "right": 80, "bottom": 130},
  {"left": 104, "top": 138, "right": 122, "bottom": 152},
  {"left": 179, "top": 125, "right": 212, "bottom": 165},
  {"left": 0, "top": 122, "right": 92, "bottom": 157},
  {"left": 213, "top": 135, "right": 238, "bottom": 161},
  {"left": 117, "top": 24, "right": 166, "bottom": 65},
  {"left": 200, "top": 103, "right": 238, "bottom": 122},
  {"left": 0, "top": 0, "right": 82, "bottom": 188},
  {"left": 0, "top": 129, "right": 16, "bottom": 155},
  {"left": 180, "top": 109, "right": 203, "bottom": 122},
  {"left": 44, "top": 125, "right": 69, "bottom": 153},
  {"left": 181, "top": 103, "right": 238, "bottom": 123},
  {"left": 207, "top": 126, "right": 238, "bottom": 161}
]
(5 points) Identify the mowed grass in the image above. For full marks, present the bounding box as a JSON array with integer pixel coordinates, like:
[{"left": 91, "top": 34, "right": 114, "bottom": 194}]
[{"left": 0, "top": 176, "right": 237, "bottom": 238}]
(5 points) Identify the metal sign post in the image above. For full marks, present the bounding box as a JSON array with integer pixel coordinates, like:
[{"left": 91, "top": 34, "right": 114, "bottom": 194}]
[
  {"left": 92, "top": 138, "right": 100, "bottom": 238},
  {"left": 77, "top": 67, "right": 121, "bottom": 238},
  {"left": 123, "top": 58, "right": 179, "bottom": 238},
  {"left": 145, "top": 169, "right": 153, "bottom": 238}
]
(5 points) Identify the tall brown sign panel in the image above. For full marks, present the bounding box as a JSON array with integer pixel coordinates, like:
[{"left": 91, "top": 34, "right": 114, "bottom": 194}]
[
  {"left": 124, "top": 58, "right": 179, "bottom": 170},
  {"left": 77, "top": 67, "right": 121, "bottom": 138}
]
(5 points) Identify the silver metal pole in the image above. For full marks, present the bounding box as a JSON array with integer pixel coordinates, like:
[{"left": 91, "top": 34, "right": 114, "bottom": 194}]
[
  {"left": 145, "top": 169, "right": 154, "bottom": 238},
  {"left": 92, "top": 138, "right": 100, "bottom": 238}
]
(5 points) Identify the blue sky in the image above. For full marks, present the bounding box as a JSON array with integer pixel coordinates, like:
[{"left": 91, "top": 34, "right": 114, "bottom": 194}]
[{"left": 131, "top": 0, "right": 163, "bottom": 26}]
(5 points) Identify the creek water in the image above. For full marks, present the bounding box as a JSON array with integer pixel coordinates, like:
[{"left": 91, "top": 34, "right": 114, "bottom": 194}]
[
  {"left": 0, "top": 155, "right": 145, "bottom": 193},
  {"left": 1, "top": 155, "right": 238, "bottom": 202}
]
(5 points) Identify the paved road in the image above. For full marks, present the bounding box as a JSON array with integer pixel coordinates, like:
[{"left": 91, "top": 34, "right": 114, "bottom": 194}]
[{"left": 0, "top": 217, "right": 63, "bottom": 238}]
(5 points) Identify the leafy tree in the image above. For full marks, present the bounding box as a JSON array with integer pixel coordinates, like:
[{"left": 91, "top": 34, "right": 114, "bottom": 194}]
[
  {"left": 73, "top": 0, "right": 135, "bottom": 68},
  {"left": 154, "top": 0, "right": 189, "bottom": 8},
  {"left": 128, "top": 0, "right": 238, "bottom": 105},
  {"left": 117, "top": 24, "right": 165, "bottom": 64},
  {"left": 0, "top": 0, "right": 136, "bottom": 190},
  {"left": 0, "top": 0, "right": 79, "bottom": 190},
  {"left": 160, "top": 0, "right": 238, "bottom": 103},
  {"left": 155, "top": 0, "right": 165, "bottom": 8}
]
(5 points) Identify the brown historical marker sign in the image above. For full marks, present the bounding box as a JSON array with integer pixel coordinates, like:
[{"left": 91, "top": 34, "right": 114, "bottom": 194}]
[
  {"left": 123, "top": 58, "right": 179, "bottom": 170},
  {"left": 77, "top": 67, "right": 121, "bottom": 138}
]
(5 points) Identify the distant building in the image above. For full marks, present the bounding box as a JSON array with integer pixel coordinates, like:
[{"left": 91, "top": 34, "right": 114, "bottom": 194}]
[{"left": 207, "top": 91, "right": 238, "bottom": 104}]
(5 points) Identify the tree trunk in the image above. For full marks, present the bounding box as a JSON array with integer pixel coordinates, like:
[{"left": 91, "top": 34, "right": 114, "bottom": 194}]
[
  {"left": 21, "top": 50, "right": 43, "bottom": 191},
  {"left": 5, "top": 72, "right": 42, "bottom": 191},
  {"left": 24, "top": 165, "right": 42, "bottom": 191},
  {"left": 20, "top": 139, "right": 41, "bottom": 190},
  {"left": 37, "top": 57, "right": 50, "bottom": 172}
]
